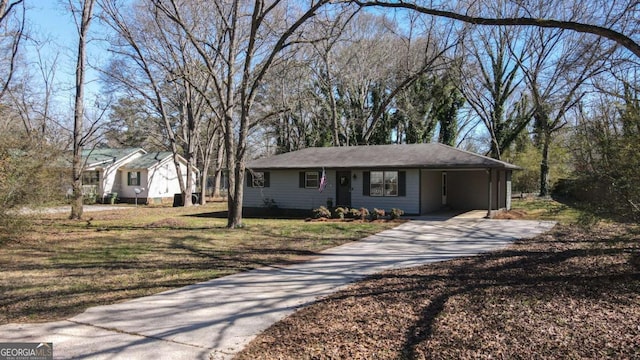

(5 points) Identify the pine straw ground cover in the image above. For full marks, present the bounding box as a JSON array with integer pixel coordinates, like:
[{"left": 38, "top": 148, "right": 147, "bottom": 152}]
[{"left": 236, "top": 222, "right": 640, "bottom": 359}]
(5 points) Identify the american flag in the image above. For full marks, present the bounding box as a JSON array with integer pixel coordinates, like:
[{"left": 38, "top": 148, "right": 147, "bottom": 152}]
[{"left": 319, "top": 168, "right": 327, "bottom": 192}]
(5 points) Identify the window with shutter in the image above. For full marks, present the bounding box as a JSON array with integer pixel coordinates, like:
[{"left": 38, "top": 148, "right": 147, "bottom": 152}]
[
  {"left": 247, "top": 171, "right": 270, "bottom": 188},
  {"left": 127, "top": 171, "right": 140, "bottom": 186},
  {"left": 365, "top": 170, "right": 405, "bottom": 197},
  {"left": 305, "top": 172, "right": 319, "bottom": 188}
]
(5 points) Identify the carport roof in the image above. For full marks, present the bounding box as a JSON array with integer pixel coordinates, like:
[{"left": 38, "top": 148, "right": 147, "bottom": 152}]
[{"left": 248, "top": 143, "right": 520, "bottom": 170}]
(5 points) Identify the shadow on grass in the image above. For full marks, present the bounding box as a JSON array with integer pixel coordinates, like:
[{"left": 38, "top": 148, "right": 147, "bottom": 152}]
[{"left": 0, "top": 232, "right": 330, "bottom": 324}]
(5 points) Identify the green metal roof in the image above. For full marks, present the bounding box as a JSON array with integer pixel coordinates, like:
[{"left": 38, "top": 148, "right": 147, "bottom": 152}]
[
  {"left": 122, "top": 151, "right": 173, "bottom": 169},
  {"left": 82, "top": 148, "right": 143, "bottom": 167}
]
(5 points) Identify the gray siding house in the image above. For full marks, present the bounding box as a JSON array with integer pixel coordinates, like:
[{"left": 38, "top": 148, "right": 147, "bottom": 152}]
[{"left": 244, "top": 143, "right": 519, "bottom": 216}]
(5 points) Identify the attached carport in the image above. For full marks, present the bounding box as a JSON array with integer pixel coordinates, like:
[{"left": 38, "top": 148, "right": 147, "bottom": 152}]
[{"left": 420, "top": 167, "right": 514, "bottom": 216}]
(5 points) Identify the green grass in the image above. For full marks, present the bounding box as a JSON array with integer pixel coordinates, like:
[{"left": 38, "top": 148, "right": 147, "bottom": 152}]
[
  {"left": 510, "top": 198, "right": 590, "bottom": 225},
  {"left": 0, "top": 202, "right": 398, "bottom": 325}
]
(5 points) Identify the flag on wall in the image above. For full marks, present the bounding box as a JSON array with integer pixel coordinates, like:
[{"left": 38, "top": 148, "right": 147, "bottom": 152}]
[{"left": 319, "top": 168, "right": 327, "bottom": 192}]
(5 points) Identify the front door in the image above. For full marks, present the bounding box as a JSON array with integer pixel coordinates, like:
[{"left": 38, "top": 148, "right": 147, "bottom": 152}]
[{"left": 336, "top": 171, "right": 351, "bottom": 207}]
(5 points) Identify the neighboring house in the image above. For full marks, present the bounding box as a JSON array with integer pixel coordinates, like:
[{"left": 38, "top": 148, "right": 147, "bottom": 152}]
[
  {"left": 244, "top": 143, "right": 519, "bottom": 216},
  {"left": 82, "top": 148, "right": 145, "bottom": 202},
  {"left": 82, "top": 148, "right": 198, "bottom": 204}
]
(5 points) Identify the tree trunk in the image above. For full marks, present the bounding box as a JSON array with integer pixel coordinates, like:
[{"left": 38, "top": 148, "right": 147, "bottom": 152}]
[
  {"left": 228, "top": 161, "right": 245, "bottom": 229},
  {"left": 70, "top": 0, "right": 95, "bottom": 220},
  {"left": 212, "top": 135, "right": 225, "bottom": 198},
  {"left": 539, "top": 131, "right": 551, "bottom": 196}
]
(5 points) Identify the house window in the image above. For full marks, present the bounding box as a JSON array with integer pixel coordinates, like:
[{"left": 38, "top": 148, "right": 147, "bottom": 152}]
[
  {"left": 370, "top": 171, "right": 398, "bottom": 197},
  {"left": 82, "top": 171, "right": 99, "bottom": 186},
  {"left": 247, "top": 171, "right": 270, "bottom": 188},
  {"left": 305, "top": 172, "right": 319, "bottom": 188},
  {"left": 252, "top": 172, "right": 265, "bottom": 187},
  {"left": 127, "top": 171, "right": 141, "bottom": 186}
]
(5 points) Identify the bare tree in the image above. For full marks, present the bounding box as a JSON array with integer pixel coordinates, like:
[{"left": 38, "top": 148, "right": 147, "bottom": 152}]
[
  {"left": 7, "top": 42, "right": 60, "bottom": 140},
  {"left": 151, "top": 0, "right": 338, "bottom": 228},
  {"left": 0, "top": 0, "right": 25, "bottom": 100},
  {"left": 515, "top": 27, "right": 612, "bottom": 195},
  {"left": 458, "top": 24, "right": 531, "bottom": 159},
  {"left": 69, "top": 0, "right": 96, "bottom": 220},
  {"left": 101, "top": 0, "right": 218, "bottom": 207}
]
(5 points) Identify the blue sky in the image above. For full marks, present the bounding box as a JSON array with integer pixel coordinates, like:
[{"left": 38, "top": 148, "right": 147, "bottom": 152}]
[{"left": 26, "top": 1, "right": 108, "bottom": 110}]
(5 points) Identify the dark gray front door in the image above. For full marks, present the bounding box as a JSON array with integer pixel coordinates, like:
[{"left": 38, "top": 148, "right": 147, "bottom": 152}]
[{"left": 336, "top": 171, "right": 351, "bottom": 207}]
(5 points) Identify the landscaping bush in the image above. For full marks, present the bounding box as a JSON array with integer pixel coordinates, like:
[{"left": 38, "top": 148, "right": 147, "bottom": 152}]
[
  {"left": 348, "top": 208, "right": 361, "bottom": 219},
  {"left": 371, "top": 208, "right": 385, "bottom": 221},
  {"left": 334, "top": 207, "right": 347, "bottom": 220},
  {"left": 312, "top": 206, "right": 331, "bottom": 219},
  {"left": 390, "top": 208, "right": 405, "bottom": 220},
  {"left": 359, "top": 208, "right": 369, "bottom": 221}
]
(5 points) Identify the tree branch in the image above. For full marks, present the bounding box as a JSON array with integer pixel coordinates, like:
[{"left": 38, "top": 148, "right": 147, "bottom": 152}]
[{"left": 351, "top": 0, "right": 640, "bottom": 59}]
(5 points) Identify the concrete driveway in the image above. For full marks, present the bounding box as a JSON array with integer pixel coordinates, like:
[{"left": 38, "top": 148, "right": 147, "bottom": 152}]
[{"left": 0, "top": 219, "right": 555, "bottom": 360}]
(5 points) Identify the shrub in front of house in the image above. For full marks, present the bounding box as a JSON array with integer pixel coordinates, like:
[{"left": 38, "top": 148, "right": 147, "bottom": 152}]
[
  {"left": 334, "top": 207, "right": 347, "bottom": 220},
  {"left": 371, "top": 208, "right": 385, "bottom": 220},
  {"left": 359, "top": 208, "right": 369, "bottom": 221},
  {"left": 347, "top": 208, "right": 361, "bottom": 219},
  {"left": 390, "top": 208, "right": 405, "bottom": 220},
  {"left": 312, "top": 206, "right": 331, "bottom": 219}
]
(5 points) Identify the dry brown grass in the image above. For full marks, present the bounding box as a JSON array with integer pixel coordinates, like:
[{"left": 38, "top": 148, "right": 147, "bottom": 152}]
[
  {"left": 0, "top": 203, "right": 397, "bottom": 325},
  {"left": 237, "top": 222, "right": 640, "bottom": 359}
]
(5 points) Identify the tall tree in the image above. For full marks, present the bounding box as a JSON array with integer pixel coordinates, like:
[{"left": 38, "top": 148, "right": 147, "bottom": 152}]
[
  {"left": 0, "top": 0, "right": 24, "bottom": 100},
  {"left": 516, "top": 26, "right": 611, "bottom": 195},
  {"left": 459, "top": 24, "right": 531, "bottom": 159},
  {"left": 69, "top": 0, "right": 96, "bottom": 220},
  {"left": 151, "top": 0, "right": 342, "bottom": 228},
  {"left": 101, "top": 0, "right": 217, "bottom": 207}
]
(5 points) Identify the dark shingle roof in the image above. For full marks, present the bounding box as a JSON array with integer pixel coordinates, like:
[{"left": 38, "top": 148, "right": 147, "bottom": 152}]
[{"left": 248, "top": 143, "right": 519, "bottom": 170}]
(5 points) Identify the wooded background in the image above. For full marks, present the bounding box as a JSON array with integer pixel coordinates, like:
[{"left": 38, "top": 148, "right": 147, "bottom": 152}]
[{"left": 1, "top": 0, "right": 638, "bottom": 226}]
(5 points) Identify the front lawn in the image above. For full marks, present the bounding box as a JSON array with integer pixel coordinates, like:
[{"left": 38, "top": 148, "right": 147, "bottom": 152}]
[
  {"left": 0, "top": 202, "right": 397, "bottom": 324},
  {"left": 236, "top": 200, "right": 640, "bottom": 359}
]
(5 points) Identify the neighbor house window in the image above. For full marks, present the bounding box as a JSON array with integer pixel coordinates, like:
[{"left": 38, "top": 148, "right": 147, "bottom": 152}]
[
  {"left": 305, "top": 171, "right": 319, "bottom": 188},
  {"left": 127, "top": 171, "right": 141, "bottom": 186},
  {"left": 370, "top": 171, "right": 398, "bottom": 197},
  {"left": 82, "top": 171, "right": 99, "bottom": 185}
]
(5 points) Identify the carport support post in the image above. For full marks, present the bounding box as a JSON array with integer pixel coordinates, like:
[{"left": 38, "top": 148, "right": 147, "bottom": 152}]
[{"left": 486, "top": 168, "right": 492, "bottom": 218}]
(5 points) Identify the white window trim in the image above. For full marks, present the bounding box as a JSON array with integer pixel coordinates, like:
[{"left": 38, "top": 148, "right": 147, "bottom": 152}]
[
  {"left": 305, "top": 171, "right": 319, "bottom": 188},
  {"left": 370, "top": 170, "right": 399, "bottom": 197}
]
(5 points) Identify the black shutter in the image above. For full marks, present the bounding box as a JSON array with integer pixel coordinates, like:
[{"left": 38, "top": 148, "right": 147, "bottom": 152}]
[
  {"left": 363, "top": 171, "right": 370, "bottom": 196},
  {"left": 246, "top": 172, "right": 253, "bottom": 187},
  {"left": 299, "top": 172, "right": 305, "bottom": 188},
  {"left": 264, "top": 172, "right": 270, "bottom": 187},
  {"left": 127, "top": 172, "right": 132, "bottom": 186},
  {"left": 398, "top": 171, "right": 406, "bottom": 196}
]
